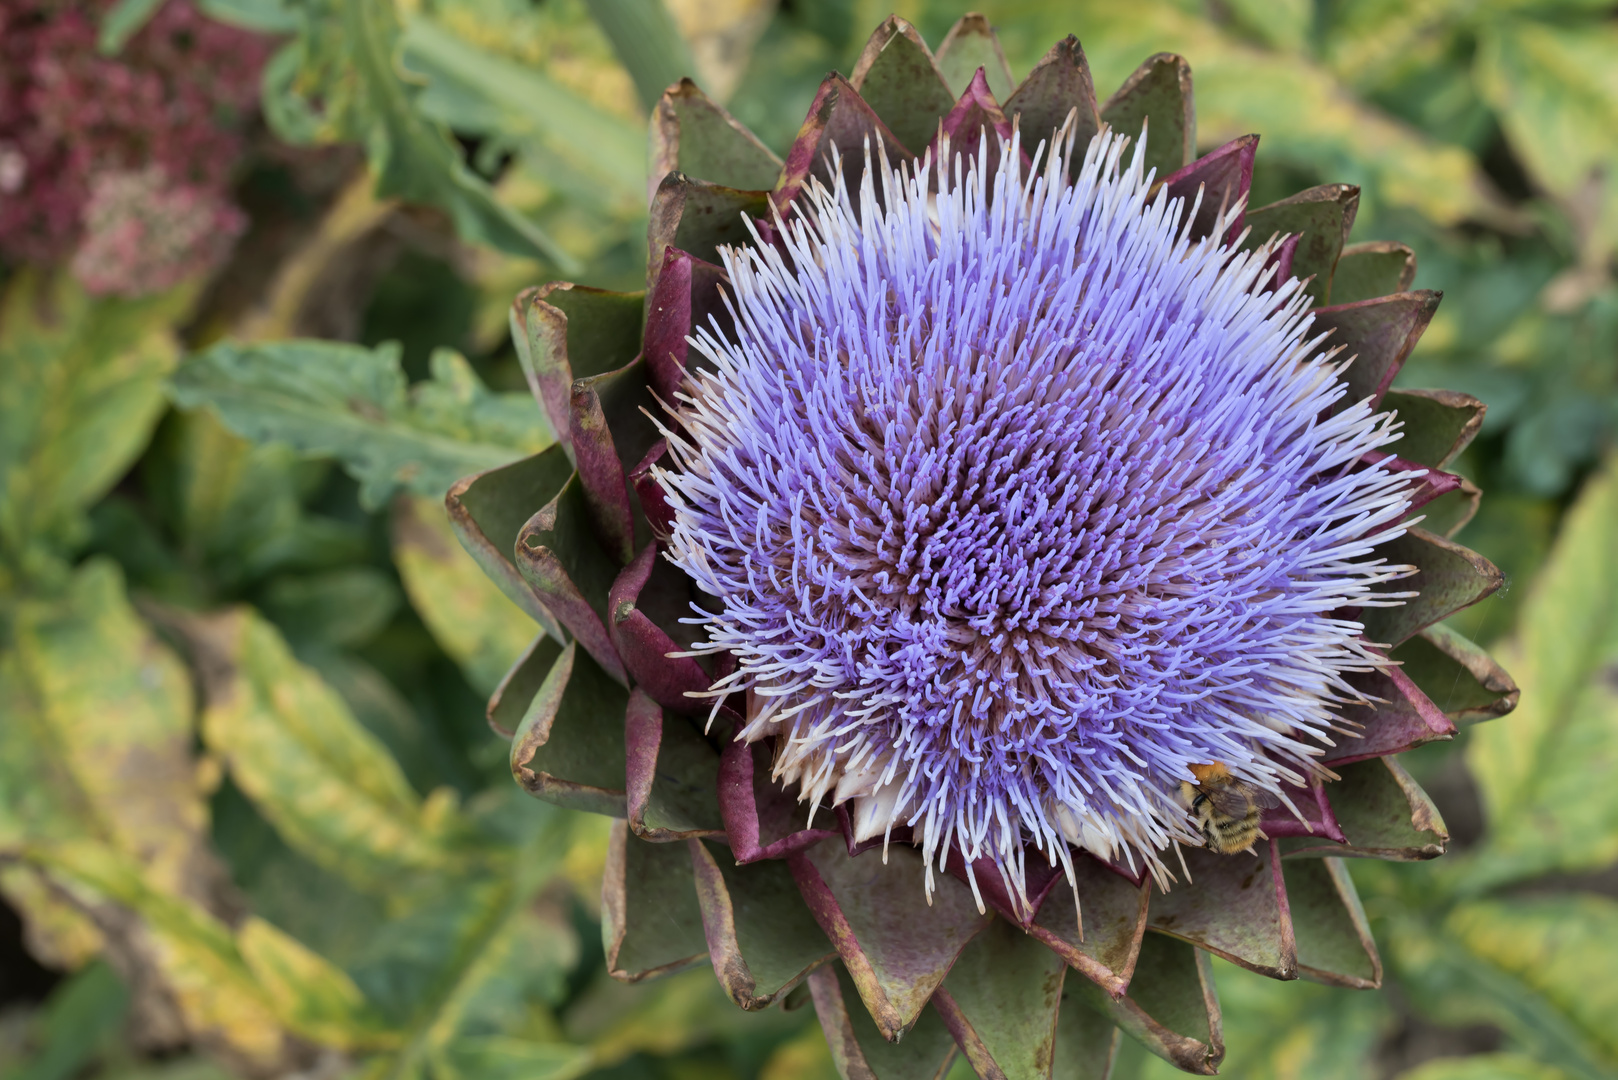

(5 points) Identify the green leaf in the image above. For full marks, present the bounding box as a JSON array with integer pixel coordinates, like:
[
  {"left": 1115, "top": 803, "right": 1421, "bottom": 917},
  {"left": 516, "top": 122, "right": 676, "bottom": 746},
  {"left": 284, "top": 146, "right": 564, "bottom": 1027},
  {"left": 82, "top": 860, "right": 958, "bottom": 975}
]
[
  {"left": 1148, "top": 844, "right": 1295, "bottom": 980},
  {"left": 1399, "top": 1056, "right": 1573, "bottom": 1080},
  {"left": 0, "top": 273, "right": 189, "bottom": 577},
  {"left": 1386, "top": 913, "right": 1610, "bottom": 1080},
  {"left": 1196, "top": 956, "right": 1390, "bottom": 1080},
  {"left": 1333, "top": 240, "right": 1418, "bottom": 305},
  {"left": 1243, "top": 184, "right": 1358, "bottom": 307},
  {"left": 258, "top": 567, "right": 401, "bottom": 649},
  {"left": 584, "top": 0, "right": 696, "bottom": 113},
  {"left": 1283, "top": 757, "right": 1447, "bottom": 861},
  {"left": 97, "top": 0, "right": 166, "bottom": 54},
  {"left": 1391, "top": 623, "right": 1518, "bottom": 727},
  {"left": 1380, "top": 885, "right": 1618, "bottom": 1080},
  {"left": 183, "top": 606, "right": 473, "bottom": 891},
  {"left": 1465, "top": 456, "right": 1618, "bottom": 888},
  {"left": 1050, "top": 991, "right": 1118, "bottom": 1080},
  {"left": 934, "top": 14, "right": 1016, "bottom": 102},
  {"left": 510, "top": 643, "right": 630, "bottom": 815},
  {"left": 1282, "top": 859, "right": 1379, "bottom": 989},
  {"left": 652, "top": 80, "right": 786, "bottom": 191},
  {"left": 1099, "top": 53, "right": 1194, "bottom": 178},
  {"left": 1069, "top": 933, "right": 1223, "bottom": 1074},
  {"left": 806, "top": 963, "right": 960, "bottom": 1080},
  {"left": 392, "top": 494, "right": 539, "bottom": 696},
  {"left": 433, "top": 1037, "right": 594, "bottom": 1080},
  {"left": 688, "top": 838, "right": 833, "bottom": 1009},
  {"left": 626, "top": 700, "right": 724, "bottom": 842},
  {"left": 0, "top": 864, "right": 103, "bottom": 970},
  {"left": 139, "top": 409, "right": 367, "bottom": 595},
  {"left": 171, "top": 342, "right": 551, "bottom": 511},
  {"left": 847, "top": 18, "right": 957, "bottom": 159},
  {"left": 352, "top": 823, "right": 579, "bottom": 1079},
  {"left": 266, "top": 0, "right": 580, "bottom": 269},
  {"left": 1360, "top": 527, "right": 1503, "bottom": 649},
  {"left": 6, "top": 962, "right": 128, "bottom": 1080},
  {"left": 1381, "top": 388, "right": 1485, "bottom": 471},
  {"left": 564, "top": 964, "right": 802, "bottom": 1068},
  {"left": 197, "top": 0, "right": 298, "bottom": 34},
  {"left": 401, "top": 18, "right": 645, "bottom": 208}
]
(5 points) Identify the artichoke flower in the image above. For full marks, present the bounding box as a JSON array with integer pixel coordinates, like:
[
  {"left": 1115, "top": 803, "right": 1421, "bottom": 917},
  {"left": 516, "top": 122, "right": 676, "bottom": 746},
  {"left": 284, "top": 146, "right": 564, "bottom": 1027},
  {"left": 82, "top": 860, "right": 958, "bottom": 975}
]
[{"left": 449, "top": 14, "right": 1519, "bottom": 1077}]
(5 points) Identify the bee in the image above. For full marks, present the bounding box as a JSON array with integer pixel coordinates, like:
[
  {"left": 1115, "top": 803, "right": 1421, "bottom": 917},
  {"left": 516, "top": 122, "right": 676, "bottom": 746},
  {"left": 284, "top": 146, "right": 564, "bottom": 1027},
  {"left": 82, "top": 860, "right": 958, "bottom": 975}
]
[{"left": 1181, "top": 762, "right": 1280, "bottom": 855}]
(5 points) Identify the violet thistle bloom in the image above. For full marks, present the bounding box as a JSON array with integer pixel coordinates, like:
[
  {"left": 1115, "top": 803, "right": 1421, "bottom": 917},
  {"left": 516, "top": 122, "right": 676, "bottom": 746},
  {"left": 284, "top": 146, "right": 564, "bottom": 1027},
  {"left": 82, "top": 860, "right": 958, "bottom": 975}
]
[
  {"left": 452, "top": 15, "right": 1518, "bottom": 1076},
  {"left": 657, "top": 121, "right": 1424, "bottom": 913}
]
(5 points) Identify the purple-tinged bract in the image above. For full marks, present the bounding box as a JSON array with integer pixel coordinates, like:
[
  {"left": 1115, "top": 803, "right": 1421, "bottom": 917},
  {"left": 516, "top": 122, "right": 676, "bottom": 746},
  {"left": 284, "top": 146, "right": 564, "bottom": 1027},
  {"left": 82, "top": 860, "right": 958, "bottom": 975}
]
[{"left": 659, "top": 123, "right": 1421, "bottom": 906}]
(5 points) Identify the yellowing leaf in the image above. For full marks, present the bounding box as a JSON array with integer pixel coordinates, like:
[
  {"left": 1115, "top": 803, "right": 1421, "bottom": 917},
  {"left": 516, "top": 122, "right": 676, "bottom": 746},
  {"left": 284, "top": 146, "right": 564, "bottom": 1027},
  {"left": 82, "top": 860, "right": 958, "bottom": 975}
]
[
  {"left": 1476, "top": 21, "right": 1618, "bottom": 261},
  {"left": 184, "top": 606, "right": 472, "bottom": 890},
  {"left": 1001, "top": 1, "right": 1506, "bottom": 226},
  {"left": 1447, "top": 895, "right": 1618, "bottom": 1066},
  {"left": 28, "top": 840, "right": 291, "bottom": 1072},
  {"left": 758, "top": 1020, "right": 840, "bottom": 1080},
  {"left": 392, "top": 494, "right": 540, "bottom": 695},
  {"left": 237, "top": 916, "right": 397, "bottom": 1050},
  {"left": 0, "top": 864, "right": 103, "bottom": 969},
  {"left": 5, "top": 560, "right": 209, "bottom": 897}
]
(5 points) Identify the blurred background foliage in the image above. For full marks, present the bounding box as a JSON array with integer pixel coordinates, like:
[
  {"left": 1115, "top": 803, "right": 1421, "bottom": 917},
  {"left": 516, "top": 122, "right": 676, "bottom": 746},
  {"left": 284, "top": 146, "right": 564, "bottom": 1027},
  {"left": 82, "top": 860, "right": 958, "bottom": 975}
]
[{"left": 0, "top": 0, "right": 1616, "bottom": 1078}]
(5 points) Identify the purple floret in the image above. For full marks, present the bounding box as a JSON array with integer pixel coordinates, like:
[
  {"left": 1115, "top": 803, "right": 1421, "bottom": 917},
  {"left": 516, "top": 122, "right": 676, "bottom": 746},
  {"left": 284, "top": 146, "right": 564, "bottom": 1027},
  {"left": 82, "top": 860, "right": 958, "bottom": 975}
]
[{"left": 658, "top": 121, "right": 1417, "bottom": 907}]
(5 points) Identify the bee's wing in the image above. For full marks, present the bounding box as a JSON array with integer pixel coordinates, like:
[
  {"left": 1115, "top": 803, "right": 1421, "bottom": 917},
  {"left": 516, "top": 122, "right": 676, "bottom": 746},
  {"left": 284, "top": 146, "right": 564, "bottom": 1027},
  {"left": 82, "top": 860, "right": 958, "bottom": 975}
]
[
  {"left": 1245, "top": 786, "right": 1282, "bottom": 810},
  {"left": 1203, "top": 786, "right": 1257, "bottom": 817}
]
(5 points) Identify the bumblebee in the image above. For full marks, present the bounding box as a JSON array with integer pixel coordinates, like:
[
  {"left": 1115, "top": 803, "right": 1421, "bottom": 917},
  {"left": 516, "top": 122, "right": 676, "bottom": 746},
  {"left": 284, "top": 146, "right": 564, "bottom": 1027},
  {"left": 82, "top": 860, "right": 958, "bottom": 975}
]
[{"left": 1181, "top": 761, "right": 1280, "bottom": 855}]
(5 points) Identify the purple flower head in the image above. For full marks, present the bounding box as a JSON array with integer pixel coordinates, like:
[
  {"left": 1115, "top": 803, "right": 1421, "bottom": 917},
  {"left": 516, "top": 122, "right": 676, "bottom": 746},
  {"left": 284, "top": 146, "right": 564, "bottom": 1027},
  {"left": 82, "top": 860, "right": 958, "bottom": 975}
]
[{"left": 658, "top": 120, "right": 1419, "bottom": 910}]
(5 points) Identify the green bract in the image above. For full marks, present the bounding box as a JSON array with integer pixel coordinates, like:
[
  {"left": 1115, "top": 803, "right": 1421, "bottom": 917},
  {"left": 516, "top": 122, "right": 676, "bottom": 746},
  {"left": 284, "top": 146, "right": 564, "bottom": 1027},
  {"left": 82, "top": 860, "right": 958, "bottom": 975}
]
[{"left": 447, "top": 14, "right": 1516, "bottom": 1078}]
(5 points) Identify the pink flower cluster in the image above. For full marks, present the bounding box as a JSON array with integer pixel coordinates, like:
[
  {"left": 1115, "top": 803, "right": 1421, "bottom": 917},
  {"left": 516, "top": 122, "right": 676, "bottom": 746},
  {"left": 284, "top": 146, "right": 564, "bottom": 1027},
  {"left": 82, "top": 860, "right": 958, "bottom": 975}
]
[
  {"left": 71, "top": 166, "right": 247, "bottom": 297},
  {"left": 0, "top": 0, "right": 269, "bottom": 291}
]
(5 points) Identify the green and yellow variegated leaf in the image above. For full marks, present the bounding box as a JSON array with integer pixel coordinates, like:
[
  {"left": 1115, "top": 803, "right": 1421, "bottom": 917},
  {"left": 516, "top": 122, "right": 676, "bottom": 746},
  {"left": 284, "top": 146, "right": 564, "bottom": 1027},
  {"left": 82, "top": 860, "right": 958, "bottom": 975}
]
[
  {"left": 1446, "top": 895, "right": 1618, "bottom": 1072},
  {"left": 0, "top": 273, "right": 192, "bottom": 581},
  {"left": 1465, "top": 457, "right": 1618, "bottom": 889},
  {"left": 756, "top": 1020, "right": 840, "bottom": 1080},
  {"left": 24, "top": 841, "right": 292, "bottom": 1072},
  {"left": 31, "top": 841, "right": 389, "bottom": 1062},
  {"left": 1193, "top": 957, "right": 1391, "bottom": 1080},
  {"left": 0, "top": 560, "right": 209, "bottom": 893},
  {"left": 392, "top": 494, "right": 540, "bottom": 695},
  {"left": 184, "top": 605, "right": 477, "bottom": 891},
  {"left": 401, "top": 17, "right": 644, "bottom": 210},
  {"left": 1475, "top": 20, "right": 1618, "bottom": 262},
  {"left": 0, "top": 864, "right": 104, "bottom": 970},
  {"left": 237, "top": 916, "right": 395, "bottom": 1050}
]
